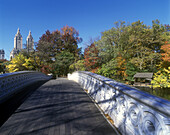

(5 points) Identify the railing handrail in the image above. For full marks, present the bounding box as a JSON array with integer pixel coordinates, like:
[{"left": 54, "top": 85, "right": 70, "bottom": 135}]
[
  {"left": 0, "top": 71, "right": 51, "bottom": 104},
  {"left": 0, "top": 71, "right": 43, "bottom": 79},
  {"left": 76, "top": 71, "right": 170, "bottom": 117}
]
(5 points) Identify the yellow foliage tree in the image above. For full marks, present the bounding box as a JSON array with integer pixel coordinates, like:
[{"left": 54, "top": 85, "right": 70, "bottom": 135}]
[
  {"left": 22, "top": 57, "right": 35, "bottom": 70},
  {"left": 151, "top": 67, "right": 170, "bottom": 88},
  {"left": 7, "top": 54, "right": 27, "bottom": 72},
  {"left": 7, "top": 53, "right": 36, "bottom": 72}
]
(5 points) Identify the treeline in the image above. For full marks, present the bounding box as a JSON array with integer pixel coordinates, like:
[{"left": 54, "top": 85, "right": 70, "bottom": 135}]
[
  {"left": 6, "top": 25, "right": 82, "bottom": 77},
  {"left": 4, "top": 20, "right": 170, "bottom": 88},
  {"left": 70, "top": 20, "right": 170, "bottom": 88}
]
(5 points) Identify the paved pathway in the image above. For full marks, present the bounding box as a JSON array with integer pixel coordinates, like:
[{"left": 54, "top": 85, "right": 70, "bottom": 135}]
[{"left": 0, "top": 78, "right": 119, "bottom": 135}]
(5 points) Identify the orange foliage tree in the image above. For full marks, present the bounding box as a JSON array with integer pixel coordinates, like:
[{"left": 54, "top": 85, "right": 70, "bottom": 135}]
[
  {"left": 116, "top": 54, "right": 127, "bottom": 80},
  {"left": 40, "top": 65, "right": 52, "bottom": 75},
  {"left": 160, "top": 42, "right": 170, "bottom": 69},
  {"left": 161, "top": 43, "right": 170, "bottom": 62},
  {"left": 60, "top": 25, "right": 82, "bottom": 57},
  {"left": 84, "top": 43, "right": 101, "bottom": 72}
]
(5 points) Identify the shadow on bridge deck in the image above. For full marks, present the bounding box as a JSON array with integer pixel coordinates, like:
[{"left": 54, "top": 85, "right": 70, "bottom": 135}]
[{"left": 0, "top": 78, "right": 119, "bottom": 135}]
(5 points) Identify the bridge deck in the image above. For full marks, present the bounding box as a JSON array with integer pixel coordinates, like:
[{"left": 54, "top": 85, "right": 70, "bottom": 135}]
[{"left": 0, "top": 78, "right": 118, "bottom": 135}]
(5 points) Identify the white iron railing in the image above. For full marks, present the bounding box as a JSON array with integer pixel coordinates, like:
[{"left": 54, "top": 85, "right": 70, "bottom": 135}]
[
  {"left": 0, "top": 71, "right": 51, "bottom": 103},
  {"left": 68, "top": 71, "right": 170, "bottom": 135}
]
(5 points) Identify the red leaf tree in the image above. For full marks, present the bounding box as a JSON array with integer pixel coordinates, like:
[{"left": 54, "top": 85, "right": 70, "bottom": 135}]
[
  {"left": 84, "top": 43, "right": 101, "bottom": 72},
  {"left": 37, "top": 26, "right": 82, "bottom": 58}
]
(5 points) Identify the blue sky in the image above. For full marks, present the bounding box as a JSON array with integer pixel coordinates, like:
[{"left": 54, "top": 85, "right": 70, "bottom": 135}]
[{"left": 0, "top": 0, "right": 169, "bottom": 60}]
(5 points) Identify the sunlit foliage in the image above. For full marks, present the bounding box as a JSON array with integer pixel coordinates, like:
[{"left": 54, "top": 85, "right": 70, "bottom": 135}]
[{"left": 151, "top": 67, "right": 170, "bottom": 88}]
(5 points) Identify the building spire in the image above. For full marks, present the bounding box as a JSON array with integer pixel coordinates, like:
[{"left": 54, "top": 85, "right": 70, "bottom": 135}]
[
  {"left": 17, "top": 28, "right": 20, "bottom": 34},
  {"left": 27, "top": 30, "right": 32, "bottom": 38},
  {"left": 26, "top": 30, "right": 34, "bottom": 51}
]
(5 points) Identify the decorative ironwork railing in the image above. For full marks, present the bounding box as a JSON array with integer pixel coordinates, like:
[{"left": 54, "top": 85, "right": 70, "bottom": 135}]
[
  {"left": 0, "top": 71, "right": 51, "bottom": 103},
  {"left": 68, "top": 71, "right": 170, "bottom": 135}
]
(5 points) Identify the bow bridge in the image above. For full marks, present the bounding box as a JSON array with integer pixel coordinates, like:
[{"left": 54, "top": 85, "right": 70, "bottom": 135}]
[{"left": 0, "top": 71, "right": 169, "bottom": 135}]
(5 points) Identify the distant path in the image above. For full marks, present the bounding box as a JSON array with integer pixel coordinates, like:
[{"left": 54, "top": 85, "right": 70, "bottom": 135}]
[{"left": 0, "top": 78, "right": 118, "bottom": 135}]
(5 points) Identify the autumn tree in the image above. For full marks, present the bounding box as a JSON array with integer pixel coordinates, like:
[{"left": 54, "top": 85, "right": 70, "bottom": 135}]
[
  {"left": 97, "top": 54, "right": 127, "bottom": 82},
  {"left": 7, "top": 53, "right": 29, "bottom": 72},
  {"left": 95, "top": 20, "right": 170, "bottom": 83},
  {"left": 84, "top": 43, "right": 101, "bottom": 72},
  {"left": 60, "top": 25, "right": 82, "bottom": 58},
  {"left": 151, "top": 42, "right": 170, "bottom": 89},
  {"left": 18, "top": 47, "right": 50, "bottom": 73},
  {"left": 37, "top": 26, "right": 82, "bottom": 61},
  {"left": 160, "top": 43, "right": 170, "bottom": 68},
  {"left": 34, "top": 26, "right": 83, "bottom": 76},
  {"left": 116, "top": 54, "right": 127, "bottom": 80},
  {"left": 151, "top": 67, "right": 170, "bottom": 88}
]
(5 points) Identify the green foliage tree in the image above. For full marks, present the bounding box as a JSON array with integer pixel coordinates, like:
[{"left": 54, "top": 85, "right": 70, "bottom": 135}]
[
  {"left": 95, "top": 21, "right": 129, "bottom": 63},
  {"left": 97, "top": 58, "right": 118, "bottom": 79},
  {"left": 69, "top": 60, "right": 86, "bottom": 72},
  {"left": 125, "top": 62, "right": 137, "bottom": 83},
  {"left": 0, "top": 59, "right": 8, "bottom": 74},
  {"left": 149, "top": 20, "right": 167, "bottom": 52},
  {"left": 51, "top": 51, "right": 75, "bottom": 76},
  {"left": 95, "top": 20, "right": 170, "bottom": 84}
]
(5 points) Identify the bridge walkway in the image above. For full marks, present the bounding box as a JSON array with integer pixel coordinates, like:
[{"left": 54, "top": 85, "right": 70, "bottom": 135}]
[{"left": 0, "top": 78, "right": 119, "bottom": 135}]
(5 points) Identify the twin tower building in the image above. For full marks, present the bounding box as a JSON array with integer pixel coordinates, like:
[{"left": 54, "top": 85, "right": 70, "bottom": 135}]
[{"left": 10, "top": 28, "right": 34, "bottom": 59}]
